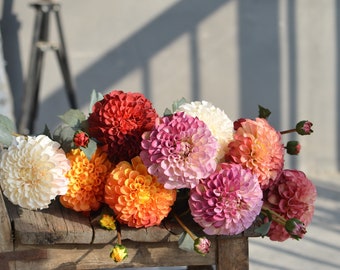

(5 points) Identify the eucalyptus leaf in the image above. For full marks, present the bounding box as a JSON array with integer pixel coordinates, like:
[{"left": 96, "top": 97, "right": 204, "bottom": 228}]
[
  {"left": 89, "top": 89, "right": 104, "bottom": 113},
  {"left": 0, "top": 114, "right": 16, "bottom": 146},
  {"left": 58, "top": 109, "right": 86, "bottom": 129},
  {"left": 178, "top": 232, "right": 194, "bottom": 252},
  {"left": 80, "top": 139, "right": 97, "bottom": 160},
  {"left": 254, "top": 221, "right": 272, "bottom": 237},
  {"left": 163, "top": 97, "right": 188, "bottom": 116},
  {"left": 53, "top": 125, "right": 76, "bottom": 153}
]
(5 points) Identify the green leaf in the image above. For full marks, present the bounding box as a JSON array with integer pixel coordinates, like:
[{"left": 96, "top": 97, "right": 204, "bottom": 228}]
[
  {"left": 254, "top": 221, "right": 272, "bottom": 237},
  {"left": 163, "top": 97, "right": 188, "bottom": 116},
  {"left": 53, "top": 125, "right": 76, "bottom": 153},
  {"left": 178, "top": 232, "right": 194, "bottom": 252},
  {"left": 42, "top": 124, "right": 52, "bottom": 139},
  {"left": 0, "top": 114, "right": 16, "bottom": 146},
  {"left": 258, "top": 105, "right": 271, "bottom": 119},
  {"left": 58, "top": 109, "right": 86, "bottom": 129},
  {"left": 89, "top": 89, "right": 104, "bottom": 113},
  {"left": 80, "top": 139, "right": 97, "bottom": 160}
]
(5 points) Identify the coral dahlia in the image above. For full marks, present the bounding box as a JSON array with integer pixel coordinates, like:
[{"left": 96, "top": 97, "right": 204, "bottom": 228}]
[{"left": 226, "top": 118, "right": 284, "bottom": 189}]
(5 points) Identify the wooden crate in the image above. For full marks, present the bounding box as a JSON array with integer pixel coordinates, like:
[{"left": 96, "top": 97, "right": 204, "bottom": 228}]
[{"left": 0, "top": 190, "right": 258, "bottom": 270}]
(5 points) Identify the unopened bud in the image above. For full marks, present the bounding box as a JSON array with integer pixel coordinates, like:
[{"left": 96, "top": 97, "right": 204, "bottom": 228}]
[
  {"left": 296, "top": 121, "right": 313, "bottom": 135},
  {"left": 286, "top": 141, "right": 301, "bottom": 155}
]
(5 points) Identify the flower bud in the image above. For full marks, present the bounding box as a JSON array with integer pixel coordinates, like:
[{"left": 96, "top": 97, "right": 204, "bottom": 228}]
[
  {"left": 296, "top": 121, "right": 313, "bottom": 135},
  {"left": 99, "top": 214, "right": 116, "bottom": 230},
  {"left": 110, "top": 244, "right": 128, "bottom": 262},
  {"left": 194, "top": 237, "right": 211, "bottom": 256},
  {"left": 73, "top": 131, "right": 90, "bottom": 147},
  {"left": 286, "top": 141, "right": 301, "bottom": 155},
  {"left": 285, "top": 218, "right": 307, "bottom": 240}
]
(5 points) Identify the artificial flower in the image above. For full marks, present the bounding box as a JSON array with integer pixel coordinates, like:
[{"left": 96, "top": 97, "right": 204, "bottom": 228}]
[
  {"left": 0, "top": 135, "right": 70, "bottom": 210},
  {"left": 264, "top": 169, "right": 317, "bottom": 241},
  {"left": 226, "top": 117, "right": 284, "bottom": 189},
  {"left": 140, "top": 112, "right": 218, "bottom": 189},
  {"left": 60, "top": 148, "right": 113, "bottom": 212},
  {"left": 177, "top": 100, "right": 234, "bottom": 161},
  {"left": 189, "top": 163, "right": 263, "bottom": 235},
  {"left": 87, "top": 90, "right": 158, "bottom": 163},
  {"left": 110, "top": 244, "right": 128, "bottom": 262},
  {"left": 105, "top": 156, "right": 177, "bottom": 228},
  {"left": 99, "top": 214, "right": 116, "bottom": 230}
]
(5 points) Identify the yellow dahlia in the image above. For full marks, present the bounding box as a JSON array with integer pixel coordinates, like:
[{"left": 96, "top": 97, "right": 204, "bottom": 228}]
[
  {"left": 60, "top": 148, "right": 113, "bottom": 212},
  {"left": 105, "top": 156, "right": 177, "bottom": 228}
]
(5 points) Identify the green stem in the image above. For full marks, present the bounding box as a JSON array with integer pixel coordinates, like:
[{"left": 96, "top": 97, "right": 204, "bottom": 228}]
[
  {"left": 173, "top": 213, "right": 197, "bottom": 241},
  {"left": 261, "top": 205, "right": 287, "bottom": 226}
]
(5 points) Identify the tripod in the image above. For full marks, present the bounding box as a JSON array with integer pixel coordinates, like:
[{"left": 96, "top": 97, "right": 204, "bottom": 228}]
[{"left": 19, "top": 0, "right": 77, "bottom": 134}]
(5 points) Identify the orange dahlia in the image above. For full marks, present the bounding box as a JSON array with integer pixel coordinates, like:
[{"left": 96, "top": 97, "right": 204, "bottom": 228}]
[
  {"left": 60, "top": 148, "right": 113, "bottom": 212},
  {"left": 105, "top": 156, "right": 177, "bottom": 228},
  {"left": 226, "top": 118, "right": 284, "bottom": 189}
]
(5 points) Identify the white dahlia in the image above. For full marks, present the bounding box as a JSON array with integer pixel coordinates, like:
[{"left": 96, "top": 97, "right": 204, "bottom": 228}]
[
  {"left": 0, "top": 135, "right": 70, "bottom": 210},
  {"left": 177, "top": 101, "right": 234, "bottom": 161}
]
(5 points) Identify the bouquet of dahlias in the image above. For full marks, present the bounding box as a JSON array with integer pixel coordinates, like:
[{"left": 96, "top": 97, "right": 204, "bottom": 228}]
[{"left": 0, "top": 89, "right": 317, "bottom": 260}]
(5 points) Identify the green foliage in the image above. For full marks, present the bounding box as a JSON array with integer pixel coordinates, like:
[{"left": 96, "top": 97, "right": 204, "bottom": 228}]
[
  {"left": 0, "top": 114, "right": 16, "bottom": 147},
  {"left": 258, "top": 105, "right": 271, "bottom": 119},
  {"left": 58, "top": 109, "right": 86, "bottom": 129},
  {"left": 80, "top": 138, "right": 97, "bottom": 160},
  {"left": 163, "top": 97, "right": 188, "bottom": 116},
  {"left": 52, "top": 125, "right": 75, "bottom": 153},
  {"left": 254, "top": 221, "right": 272, "bottom": 237},
  {"left": 89, "top": 89, "right": 104, "bottom": 113}
]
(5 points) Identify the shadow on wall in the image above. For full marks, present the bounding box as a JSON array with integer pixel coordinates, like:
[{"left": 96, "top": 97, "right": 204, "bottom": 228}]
[{"left": 2, "top": 0, "right": 340, "bottom": 169}]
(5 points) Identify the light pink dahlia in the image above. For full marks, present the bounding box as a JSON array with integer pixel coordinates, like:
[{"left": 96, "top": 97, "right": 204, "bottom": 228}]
[
  {"left": 189, "top": 163, "right": 263, "bottom": 235},
  {"left": 264, "top": 169, "right": 317, "bottom": 241},
  {"left": 226, "top": 118, "right": 284, "bottom": 189},
  {"left": 140, "top": 112, "right": 218, "bottom": 189}
]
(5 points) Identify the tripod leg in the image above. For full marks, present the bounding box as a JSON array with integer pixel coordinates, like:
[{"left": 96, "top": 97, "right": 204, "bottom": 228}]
[
  {"left": 54, "top": 8, "right": 77, "bottom": 109},
  {"left": 19, "top": 7, "right": 51, "bottom": 134}
]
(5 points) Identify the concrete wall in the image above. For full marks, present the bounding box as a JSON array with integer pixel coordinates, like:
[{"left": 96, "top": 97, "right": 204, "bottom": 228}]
[{"left": 1, "top": 0, "right": 339, "bottom": 177}]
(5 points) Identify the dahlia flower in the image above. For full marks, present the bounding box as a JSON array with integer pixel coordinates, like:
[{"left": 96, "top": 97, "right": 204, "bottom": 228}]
[
  {"left": 264, "top": 169, "right": 317, "bottom": 241},
  {"left": 189, "top": 163, "right": 263, "bottom": 235},
  {"left": 140, "top": 112, "right": 218, "bottom": 189},
  {"left": 0, "top": 135, "right": 70, "bottom": 210},
  {"left": 60, "top": 148, "right": 113, "bottom": 212},
  {"left": 226, "top": 118, "right": 284, "bottom": 189},
  {"left": 88, "top": 90, "right": 158, "bottom": 163},
  {"left": 105, "top": 156, "right": 177, "bottom": 228},
  {"left": 110, "top": 244, "right": 128, "bottom": 262},
  {"left": 177, "top": 100, "right": 234, "bottom": 161}
]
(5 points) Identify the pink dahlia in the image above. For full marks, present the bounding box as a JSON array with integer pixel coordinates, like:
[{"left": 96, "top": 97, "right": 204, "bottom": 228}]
[
  {"left": 88, "top": 90, "right": 158, "bottom": 163},
  {"left": 226, "top": 118, "right": 284, "bottom": 189},
  {"left": 140, "top": 112, "right": 218, "bottom": 189},
  {"left": 189, "top": 163, "right": 263, "bottom": 235},
  {"left": 264, "top": 169, "right": 317, "bottom": 241}
]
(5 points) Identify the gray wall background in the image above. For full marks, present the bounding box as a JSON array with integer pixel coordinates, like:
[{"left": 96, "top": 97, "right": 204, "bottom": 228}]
[{"left": 1, "top": 1, "right": 340, "bottom": 269}]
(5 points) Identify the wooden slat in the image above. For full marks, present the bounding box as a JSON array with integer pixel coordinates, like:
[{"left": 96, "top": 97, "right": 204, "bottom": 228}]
[
  {"left": 217, "top": 237, "right": 249, "bottom": 270},
  {"left": 10, "top": 241, "right": 216, "bottom": 270},
  {"left": 0, "top": 190, "right": 13, "bottom": 252}
]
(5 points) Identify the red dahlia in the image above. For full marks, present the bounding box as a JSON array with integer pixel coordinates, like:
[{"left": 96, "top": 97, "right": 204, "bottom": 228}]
[{"left": 88, "top": 90, "right": 158, "bottom": 163}]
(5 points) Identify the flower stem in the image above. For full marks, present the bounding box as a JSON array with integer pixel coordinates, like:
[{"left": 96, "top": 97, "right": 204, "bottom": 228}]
[
  {"left": 280, "top": 128, "right": 296, "bottom": 135},
  {"left": 173, "top": 213, "right": 197, "bottom": 241},
  {"left": 261, "top": 205, "right": 287, "bottom": 225}
]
